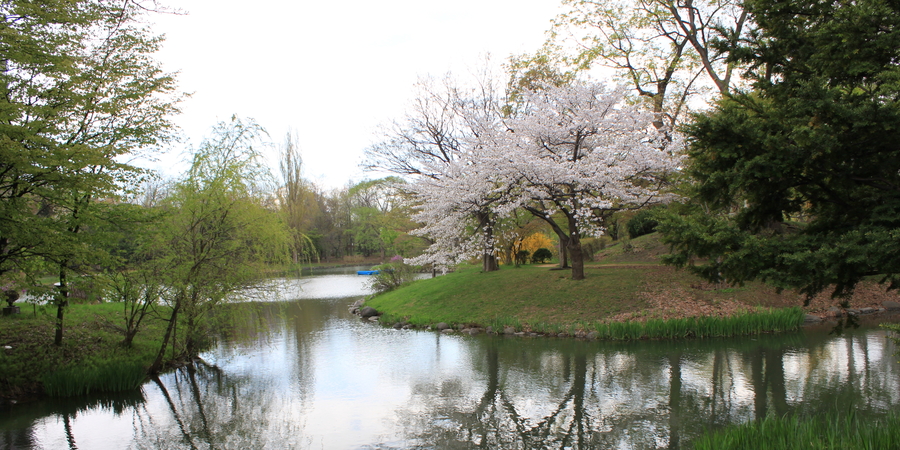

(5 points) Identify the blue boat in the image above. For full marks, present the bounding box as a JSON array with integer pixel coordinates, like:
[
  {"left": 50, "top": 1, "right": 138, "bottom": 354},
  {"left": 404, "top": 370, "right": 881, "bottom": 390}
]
[{"left": 357, "top": 270, "right": 380, "bottom": 275}]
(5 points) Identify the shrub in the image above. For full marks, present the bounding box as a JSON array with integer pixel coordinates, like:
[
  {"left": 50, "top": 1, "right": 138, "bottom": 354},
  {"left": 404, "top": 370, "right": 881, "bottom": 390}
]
[
  {"left": 368, "top": 257, "right": 418, "bottom": 293},
  {"left": 531, "top": 248, "right": 553, "bottom": 264},
  {"left": 626, "top": 208, "right": 659, "bottom": 239}
]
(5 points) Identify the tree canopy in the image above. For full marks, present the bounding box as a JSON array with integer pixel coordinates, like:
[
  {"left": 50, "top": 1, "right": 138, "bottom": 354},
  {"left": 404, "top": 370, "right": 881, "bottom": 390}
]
[{"left": 659, "top": 0, "right": 900, "bottom": 299}]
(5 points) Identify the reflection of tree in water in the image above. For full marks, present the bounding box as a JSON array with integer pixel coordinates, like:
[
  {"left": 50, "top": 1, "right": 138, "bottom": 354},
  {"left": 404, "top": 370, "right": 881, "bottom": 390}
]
[
  {"left": 391, "top": 329, "right": 900, "bottom": 450},
  {"left": 0, "top": 390, "right": 144, "bottom": 449},
  {"left": 131, "top": 360, "right": 307, "bottom": 449},
  {"left": 394, "top": 340, "right": 670, "bottom": 449},
  {"left": 3, "top": 315, "right": 898, "bottom": 449}
]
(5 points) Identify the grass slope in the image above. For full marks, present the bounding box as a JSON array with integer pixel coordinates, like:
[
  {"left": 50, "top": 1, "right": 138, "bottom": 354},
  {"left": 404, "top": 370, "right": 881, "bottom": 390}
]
[
  {"left": 368, "top": 264, "right": 652, "bottom": 327},
  {"left": 367, "top": 233, "right": 899, "bottom": 332}
]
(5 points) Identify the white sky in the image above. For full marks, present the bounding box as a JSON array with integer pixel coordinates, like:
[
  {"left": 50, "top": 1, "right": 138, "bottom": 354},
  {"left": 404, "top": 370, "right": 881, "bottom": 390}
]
[{"left": 148, "top": 0, "right": 563, "bottom": 190}]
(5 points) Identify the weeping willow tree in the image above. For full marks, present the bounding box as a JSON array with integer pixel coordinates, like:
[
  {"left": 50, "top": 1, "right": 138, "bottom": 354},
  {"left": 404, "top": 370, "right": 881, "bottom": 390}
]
[{"left": 149, "top": 117, "right": 290, "bottom": 373}]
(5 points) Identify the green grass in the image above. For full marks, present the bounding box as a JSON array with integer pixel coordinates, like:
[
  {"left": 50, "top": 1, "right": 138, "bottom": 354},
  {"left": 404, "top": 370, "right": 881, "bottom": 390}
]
[
  {"left": 0, "top": 302, "right": 185, "bottom": 400},
  {"left": 367, "top": 264, "right": 652, "bottom": 327},
  {"left": 366, "top": 264, "right": 806, "bottom": 340},
  {"left": 689, "top": 411, "right": 900, "bottom": 450}
]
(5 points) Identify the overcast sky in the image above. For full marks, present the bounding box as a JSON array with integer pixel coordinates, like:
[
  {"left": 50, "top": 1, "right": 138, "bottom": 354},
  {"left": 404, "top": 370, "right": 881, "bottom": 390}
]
[{"left": 148, "top": 0, "right": 562, "bottom": 189}]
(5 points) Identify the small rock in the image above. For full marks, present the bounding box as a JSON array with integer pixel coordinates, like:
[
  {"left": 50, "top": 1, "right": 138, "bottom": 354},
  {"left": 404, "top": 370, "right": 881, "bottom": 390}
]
[
  {"left": 586, "top": 331, "right": 599, "bottom": 340},
  {"left": 392, "top": 322, "right": 403, "bottom": 329},
  {"left": 435, "top": 322, "right": 450, "bottom": 331},
  {"left": 859, "top": 307, "right": 876, "bottom": 315},
  {"left": 557, "top": 332, "right": 569, "bottom": 338},
  {"left": 441, "top": 328, "right": 455, "bottom": 334},
  {"left": 485, "top": 326, "right": 494, "bottom": 334},
  {"left": 883, "top": 301, "right": 900, "bottom": 311},
  {"left": 402, "top": 324, "right": 413, "bottom": 330},
  {"left": 359, "top": 306, "right": 379, "bottom": 318},
  {"left": 846, "top": 308, "right": 860, "bottom": 316},
  {"left": 804, "top": 314, "right": 823, "bottom": 324},
  {"left": 514, "top": 332, "right": 526, "bottom": 336},
  {"left": 367, "top": 316, "right": 379, "bottom": 322},
  {"left": 828, "top": 306, "right": 843, "bottom": 318},
  {"left": 503, "top": 326, "right": 516, "bottom": 335}
]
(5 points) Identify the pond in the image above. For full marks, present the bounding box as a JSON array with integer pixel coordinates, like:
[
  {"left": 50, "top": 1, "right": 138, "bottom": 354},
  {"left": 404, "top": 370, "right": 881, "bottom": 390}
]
[{"left": 2, "top": 266, "right": 899, "bottom": 449}]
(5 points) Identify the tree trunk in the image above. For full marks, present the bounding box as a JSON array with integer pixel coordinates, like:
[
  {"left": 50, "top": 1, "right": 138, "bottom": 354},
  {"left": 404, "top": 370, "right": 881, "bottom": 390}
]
[
  {"left": 477, "top": 210, "right": 499, "bottom": 272},
  {"left": 558, "top": 239, "right": 569, "bottom": 269},
  {"left": 54, "top": 265, "right": 69, "bottom": 346},
  {"left": 567, "top": 233, "right": 585, "bottom": 280},
  {"left": 482, "top": 253, "right": 499, "bottom": 272},
  {"left": 566, "top": 215, "right": 584, "bottom": 280},
  {"left": 150, "top": 302, "right": 180, "bottom": 374}
]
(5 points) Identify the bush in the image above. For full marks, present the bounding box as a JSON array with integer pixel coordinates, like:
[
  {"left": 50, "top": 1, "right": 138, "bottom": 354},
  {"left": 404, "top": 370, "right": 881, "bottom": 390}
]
[
  {"left": 531, "top": 248, "right": 553, "bottom": 264},
  {"left": 368, "top": 257, "right": 418, "bottom": 293},
  {"left": 626, "top": 208, "right": 659, "bottom": 239}
]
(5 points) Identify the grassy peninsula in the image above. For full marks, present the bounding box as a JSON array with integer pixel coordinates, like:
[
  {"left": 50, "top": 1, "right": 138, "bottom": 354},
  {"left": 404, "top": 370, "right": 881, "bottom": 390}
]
[{"left": 366, "top": 234, "right": 899, "bottom": 336}]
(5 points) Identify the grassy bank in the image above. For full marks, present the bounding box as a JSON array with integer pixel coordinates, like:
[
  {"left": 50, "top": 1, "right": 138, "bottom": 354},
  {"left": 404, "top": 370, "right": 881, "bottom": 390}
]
[
  {"left": 1, "top": 303, "right": 178, "bottom": 402},
  {"left": 366, "top": 233, "right": 900, "bottom": 337},
  {"left": 689, "top": 411, "right": 900, "bottom": 450},
  {"left": 367, "top": 264, "right": 805, "bottom": 338}
]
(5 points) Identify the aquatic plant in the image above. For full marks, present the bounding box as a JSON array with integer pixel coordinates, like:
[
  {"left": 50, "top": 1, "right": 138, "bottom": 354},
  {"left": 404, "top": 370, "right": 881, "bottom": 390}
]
[
  {"left": 689, "top": 410, "right": 900, "bottom": 450},
  {"left": 42, "top": 360, "right": 146, "bottom": 397}
]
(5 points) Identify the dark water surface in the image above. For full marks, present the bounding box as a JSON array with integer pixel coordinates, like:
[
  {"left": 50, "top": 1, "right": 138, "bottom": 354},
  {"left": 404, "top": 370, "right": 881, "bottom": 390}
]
[{"left": 2, "top": 267, "right": 899, "bottom": 449}]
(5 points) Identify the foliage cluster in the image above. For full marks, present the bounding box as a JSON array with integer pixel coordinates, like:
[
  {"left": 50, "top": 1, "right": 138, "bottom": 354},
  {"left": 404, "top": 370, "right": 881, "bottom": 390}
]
[
  {"left": 367, "top": 257, "right": 419, "bottom": 294},
  {"left": 658, "top": 0, "right": 900, "bottom": 299},
  {"left": 531, "top": 248, "right": 554, "bottom": 264},
  {"left": 626, "top": 208, "right": 661, "bottom": 239}
]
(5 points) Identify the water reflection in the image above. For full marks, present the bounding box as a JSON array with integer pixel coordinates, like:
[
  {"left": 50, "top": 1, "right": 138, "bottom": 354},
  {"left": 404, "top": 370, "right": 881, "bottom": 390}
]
[{"left": 2, "top": 272, "right": 898, "bottom": 449}]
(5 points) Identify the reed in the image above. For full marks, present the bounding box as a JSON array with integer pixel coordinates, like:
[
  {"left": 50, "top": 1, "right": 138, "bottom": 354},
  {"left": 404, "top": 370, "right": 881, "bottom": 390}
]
[
  {"left": 42, "top": 360, "right": 146, "bottom": 397},
  {"left": 689, "top": 410, "right": 900, "bottom": 450},
  {"left": 589, "top": 307, "right": 804, "bottom": 341}
]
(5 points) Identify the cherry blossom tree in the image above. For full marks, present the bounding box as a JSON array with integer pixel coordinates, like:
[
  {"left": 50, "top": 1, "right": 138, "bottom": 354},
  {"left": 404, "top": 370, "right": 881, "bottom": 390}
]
[
  {"left": 490, "top": 82, "right": 683, "bottom": 280},
  {"left": 365, "top": 71, "right": 510, "bottom": 272}
]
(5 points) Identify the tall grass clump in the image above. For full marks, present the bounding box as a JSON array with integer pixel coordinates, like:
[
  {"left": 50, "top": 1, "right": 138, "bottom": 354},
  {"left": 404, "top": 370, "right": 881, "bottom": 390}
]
[
  {"left": 490, "top": 316, "right": 522, "bottom": 332},
  {"left": 42, "top": 360, "right": 146, "bottom": 397},
  {"left": 689, "top": 411, "right": 900, "bottom": 450},
  {"left": 590, "top": 307, "right": 804, "bottom": 341}
]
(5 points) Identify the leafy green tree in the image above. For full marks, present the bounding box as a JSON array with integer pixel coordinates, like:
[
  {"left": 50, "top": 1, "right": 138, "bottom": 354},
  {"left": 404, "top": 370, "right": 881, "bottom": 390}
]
[
  {"left": 0, "top": 0, "right": 180, "bottom": 344},
  {"left": 277, "top": 130, "right": 319, "bottom": 264},
  {"left": 531, "top": 248, "right": 553, "bottom": 264},
  {"left": 659, "top": 0, "right": 900, "bottom": 299},
  {"left": 347, "top": 177, "right": 417, "bottom": 260},
  {"left": 149, "top": 118, "right": 290, "bottom": 372}
]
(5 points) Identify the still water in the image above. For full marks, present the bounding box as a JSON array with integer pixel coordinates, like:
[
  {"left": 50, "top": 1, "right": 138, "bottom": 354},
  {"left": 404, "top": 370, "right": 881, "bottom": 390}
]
[{"left": 2, "top": 266, "right": 899, "bottom": 449}]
